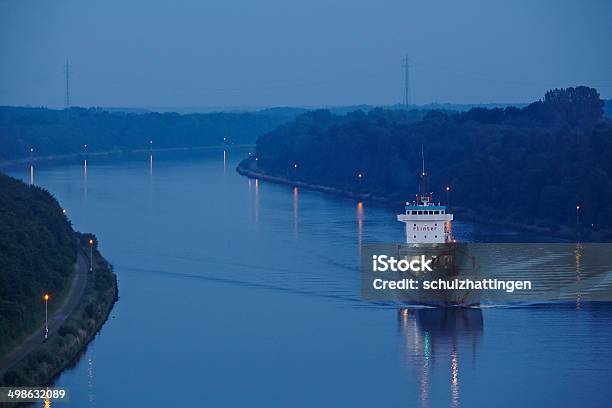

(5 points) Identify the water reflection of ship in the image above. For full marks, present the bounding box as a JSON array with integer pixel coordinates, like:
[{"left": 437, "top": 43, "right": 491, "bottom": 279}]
[{"left": 398, "top": 308, "right": 484, "bottom": 408}]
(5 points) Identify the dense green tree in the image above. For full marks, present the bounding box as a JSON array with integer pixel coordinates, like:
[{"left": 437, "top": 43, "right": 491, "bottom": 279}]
[
  {"left": 0, "top": 174, "right": 76, "bottom": 356},
  {"left": 249, "top": 87, "right": 612, "bottom": 239},
  {"left": 0, "top": 107, "right": 294, "bottom": 161}
]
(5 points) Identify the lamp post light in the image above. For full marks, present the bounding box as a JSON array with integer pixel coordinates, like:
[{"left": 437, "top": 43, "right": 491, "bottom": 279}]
[
  {"left": 446, "top": 185, "right": 451, "bottom": 207},
  {"left": 43, "top": 293, "right": 50, "bottom": 339},
  {"left": 89, "top": 239, "right": 94, "bottom": 271}
]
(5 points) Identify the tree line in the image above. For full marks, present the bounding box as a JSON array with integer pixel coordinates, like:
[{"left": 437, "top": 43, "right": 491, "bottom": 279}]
[
  {"left": 0, "top": 106, "right": 293, "bottom": 161},
  {"left": 0, "top": 173, "right": 77, "bottom": 357},
  {"left": 253, "top": 87, "right": 612, "bottom": 239}
]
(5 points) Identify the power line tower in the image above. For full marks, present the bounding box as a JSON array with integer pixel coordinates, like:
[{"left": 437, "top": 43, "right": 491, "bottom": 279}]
[
  {"left": 64, "top": 59, "right": 71, "bottom": 107},
  {"left": 403, "top": 55, "right": 411, "bottom": 107}
]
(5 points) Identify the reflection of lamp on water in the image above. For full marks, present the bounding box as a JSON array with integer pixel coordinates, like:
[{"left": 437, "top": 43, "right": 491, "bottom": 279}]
[
  {"left": 451, "top": 344, "right": 459, "bottom": 408},
  {"left": 149, "top": 140, "right": 154, "bottom": 176},
  {"left": 223, "top": 149, "right": 227, "bottom": 174},
  {"left": 83, "top": 145, "right": 88, "bottom": 198},
  {"left": 575, "top": 243, "right": 583, "bottom": 310},
  {"left": 293, "top": 187, "right": 299, "bottom": 237},
  {"left": 398, "top": 308, "right": 483, "bottom": 408},
  {"left": 255, "top": 179, "right": 259, "bottom": 224},
  {"left": 87, "top": 355, "right": 95, "bottom": 403},
  {"left": 357, "top": 202, "right": 364, "bottom": 252}
]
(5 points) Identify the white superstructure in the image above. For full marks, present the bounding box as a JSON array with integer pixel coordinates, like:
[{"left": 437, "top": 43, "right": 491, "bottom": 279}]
[{"left": 397, "top": 196, "right": 453, "bottom": 244}]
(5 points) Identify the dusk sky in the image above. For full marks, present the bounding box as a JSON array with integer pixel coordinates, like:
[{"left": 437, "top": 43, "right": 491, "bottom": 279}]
[{"left": 1, "top": 0, "right": 611, "bottom": 108}]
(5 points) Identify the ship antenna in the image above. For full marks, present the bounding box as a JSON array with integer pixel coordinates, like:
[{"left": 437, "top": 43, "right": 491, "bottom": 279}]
[
  {"left": 421, "top": 144, "right": 425, "bottom": 176},
  {"left": 419, "top": 144, "right": 429, "bottom": 199}
]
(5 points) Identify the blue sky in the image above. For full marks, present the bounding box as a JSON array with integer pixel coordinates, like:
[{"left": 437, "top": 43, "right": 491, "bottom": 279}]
[{"left": 1, "top": 0, "right": 610, "bottom": 108}]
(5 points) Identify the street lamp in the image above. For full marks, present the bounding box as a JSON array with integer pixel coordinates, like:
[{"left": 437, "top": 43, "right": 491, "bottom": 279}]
[
  {"left": 88, "top": 239, "right": 94, "bottom": 271},
  {"left": 43, "top": 293, "right": 50, "bottom": 339},
  {"left": 446, "top": 185, "right": 451, "bottom": 207}
]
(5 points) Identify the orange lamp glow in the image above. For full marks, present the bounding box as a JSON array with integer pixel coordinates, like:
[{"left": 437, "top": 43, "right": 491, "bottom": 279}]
[{"left": 43, "top": 293, "right": 49, "bottom": 301}]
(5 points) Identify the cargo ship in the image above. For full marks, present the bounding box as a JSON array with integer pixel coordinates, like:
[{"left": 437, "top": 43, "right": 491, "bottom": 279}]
[{"left": 395, "top": 150, "right": 479, "bottom": 306}]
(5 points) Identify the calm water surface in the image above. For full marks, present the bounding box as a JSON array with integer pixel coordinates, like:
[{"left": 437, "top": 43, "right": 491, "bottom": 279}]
[{"left": 10, "top": 149, "right": 612, "bottom": 407}]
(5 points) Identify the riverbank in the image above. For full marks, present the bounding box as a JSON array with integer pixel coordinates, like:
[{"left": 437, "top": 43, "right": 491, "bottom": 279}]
[
  {"left": 237, "top": 157, "right": 584, "bottom": 241},
  {"left": 0, "top": 144, "right": 255, "bottom": 169},
  {"left": 0, "top": 234, "right": 118, "bottom": 390}
]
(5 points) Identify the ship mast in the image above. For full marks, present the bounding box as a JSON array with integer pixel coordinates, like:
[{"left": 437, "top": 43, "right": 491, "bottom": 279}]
[{"left": 418, "top": 145, "right": 430, "bottom": 204}]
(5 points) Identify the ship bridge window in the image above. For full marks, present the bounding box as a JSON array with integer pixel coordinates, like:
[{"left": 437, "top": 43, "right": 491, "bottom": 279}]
[
  {"left": 411, "top": 211, "right": 417, "bottom": 215},
  {"left": 434, "top": 210, "right": 439, "bottom": 214},
  {"left": 418, "top": 211, "right": 423, "bottom": 215}
]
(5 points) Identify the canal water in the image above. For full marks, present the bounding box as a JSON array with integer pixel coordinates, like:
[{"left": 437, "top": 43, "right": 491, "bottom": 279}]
[{"left": 9, "top": 148, "right": 612, "bottom": 407}]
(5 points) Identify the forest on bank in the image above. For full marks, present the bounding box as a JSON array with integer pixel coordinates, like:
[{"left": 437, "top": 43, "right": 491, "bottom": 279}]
[
  {"left": 0, "top": 107, "right": 293, "bottom": 161},
  {"left": 250, "top": 87, "right": 612, "bottom": 239},
  {"left": 0, "top": 172, "right": 117, "bottom": 386},
  {"left": 0, "top": 173, "right": 76, "bottom": 356}
]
